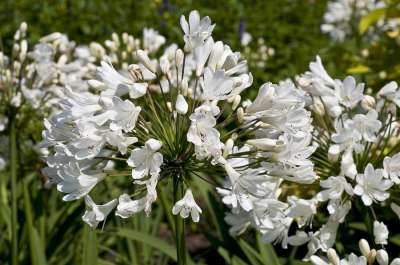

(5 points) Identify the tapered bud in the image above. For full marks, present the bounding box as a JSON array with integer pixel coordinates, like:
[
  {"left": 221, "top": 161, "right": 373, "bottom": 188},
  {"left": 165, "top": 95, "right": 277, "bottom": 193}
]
[
  {"left": 167, "top": 102, "right": 173, "bottom": 112},
  {"left": 175, "top": 49, "right": 184, "bottom": 67},
  {"left": 88, "top": 80, "right": 105, "bottom": 89},
  {"left": 175, "top": 94, "right": 188, "bottom": 115},
  {"left": 367, "top": 249, "right": 376, "bottom": 265},
  {"left": 359, "top": 239, "right": 371, "bottom": 257},
  {"left": 136, "top": 50, "right": 156, "bottom": 73},
  {"left": 232, "top": 95, "right": 241, "bottom": 110},
  {"left": 237, "top": 107, "right": 244, "bottom": 123},
  {"left": 376, "top": 250, "right": 389, "bottom": 265},
  {"left": 223, "top": 139, "right": 234, "bottom": 157},
  {"left": 361, "top": 95, "right": 376, "bottom": 111},
  {"left": 327, "top": 249, "right": 340, "bottom": 265},
  {"left": 328, "top": 144, "right": 340, "bottom": 162}
]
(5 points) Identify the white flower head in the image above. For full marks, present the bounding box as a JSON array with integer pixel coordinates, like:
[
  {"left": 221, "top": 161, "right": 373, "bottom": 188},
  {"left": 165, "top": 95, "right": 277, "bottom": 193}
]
[
  {"left": 180, "top": 10, "right": 215, "bottom": 51},
  {"left": 82, "top": 196, "right": 117, "bottom": 228},
  {"left": 373, "top": 220, "right": 389, "bottom": 245},
  {"left": 172, "top": 189, "right": 202, "bottom": 222},
  {"left": 354, "top": 164, "right": 393, "bottom": 206},
  {"left": 127, "top": 138, "right": 163, "bottom": 180}
]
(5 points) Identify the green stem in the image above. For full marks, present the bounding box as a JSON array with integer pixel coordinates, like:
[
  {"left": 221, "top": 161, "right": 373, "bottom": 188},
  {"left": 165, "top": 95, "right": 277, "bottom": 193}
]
[
  {"left": 10, "top": 116, "right": 18, "bottom": 265},
  {"left": 173, "top": 176, "right": 186, "bottom": 265}
]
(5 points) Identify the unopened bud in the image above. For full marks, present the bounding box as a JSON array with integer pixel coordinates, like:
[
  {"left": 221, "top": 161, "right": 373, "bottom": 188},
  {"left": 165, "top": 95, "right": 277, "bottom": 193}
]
[
  {"left": 376, "top": 249, "right": 389, "bottom": 265},
  {"left": 136, "top": 50, "right": 156, "bottom": 73},
  {"left": 359, "top": 239, "right": 371, "bottom": 257},
  {"left": 328, "top": 144, "right": 340, "bottom": 162},
  {"left": 88, "top": 79, "right": 105, "bottom": 89},
  {"left": 128, "top": 64, "right": 143, "bottom": 81},
  {"left": 223, "top": 139, "right": 234, "bottom": 157},
  {"left": 19, "top": 40, "right": 27, "bottom": 61},
  {"left": 180, "top": 78, "right": 188, "bottom": 96},
  {"left": 175, "top": 94, "right": 188, "bottom": 115},
  {"left": 175, "top": 49, "right": 184, "bottom": 67},
  {"left": 232, "top": 95, "right": 241, "bottom": 110},
  {"left": 367, "top": 249, "right": 376, "bottom": 265},
  {"left": 361, "top": 95, "right": 376, "bottom": 111},
  {"left": 311, "top": 100, "right": 325, "bottom": 115},
  {"left": 159, "top": 57, "right": 170, "bottom": 74},
  {"left": 327, "top": 249, "right": 340, "bottom": 265},
  {"left": 20, "top": 22, "right": 28, "bottom": 34},
  {"left": 167, "top": 102, "right": 173, "bottom": 112},
  {"left": 237, "top": 107, "right": 244, "bottom": 123}
]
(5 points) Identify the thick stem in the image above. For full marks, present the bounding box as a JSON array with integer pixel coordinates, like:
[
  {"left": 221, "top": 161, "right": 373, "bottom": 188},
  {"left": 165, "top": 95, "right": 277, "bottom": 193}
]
[
  {"left": 173, "top": 176, "right": 186, "bottom": 265},
  {"left": 10, "top": 116, "right": 18, "bottom": 265}
]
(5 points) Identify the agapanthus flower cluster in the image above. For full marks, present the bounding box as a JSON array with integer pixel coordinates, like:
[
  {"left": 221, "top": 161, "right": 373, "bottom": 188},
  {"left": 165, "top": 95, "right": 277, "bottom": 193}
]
[
  {"left": 42, "top": 10, "right": 255, "bottom": 226},
  {"left": 40, "top": 9, "right": 400, "bottom": 261},
  {"left": 321, "top": 0, "right": 400, "bottom": 41},
  {"left": 0, "top": 23, "right": 93, "bottom": 170}
]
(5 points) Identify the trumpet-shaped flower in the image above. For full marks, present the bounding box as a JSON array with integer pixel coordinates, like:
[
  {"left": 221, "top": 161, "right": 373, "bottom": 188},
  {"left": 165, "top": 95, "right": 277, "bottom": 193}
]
[{"left": 172, "top": 189, "right": 202, "bottom": 222}]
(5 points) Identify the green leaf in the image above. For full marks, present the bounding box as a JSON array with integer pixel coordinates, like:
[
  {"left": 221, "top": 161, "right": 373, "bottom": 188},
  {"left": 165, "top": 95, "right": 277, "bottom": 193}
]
[
  {"left": 359, "top": 8, "right": 386, "bottom": 34},
  {"left": 23, "top": 181, "right": 47, "bottom": 265},
  {"left": 114, "top": 228, "right": 177, "bottom": 261}
]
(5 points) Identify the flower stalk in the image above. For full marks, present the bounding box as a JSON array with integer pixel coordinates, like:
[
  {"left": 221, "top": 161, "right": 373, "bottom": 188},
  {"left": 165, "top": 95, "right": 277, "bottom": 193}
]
[
  {"left": 9, "top": 114, "right": 18, "bottom": 265},
  {"left": 173, "top": 175, "right": 186, "bottom": 265}
]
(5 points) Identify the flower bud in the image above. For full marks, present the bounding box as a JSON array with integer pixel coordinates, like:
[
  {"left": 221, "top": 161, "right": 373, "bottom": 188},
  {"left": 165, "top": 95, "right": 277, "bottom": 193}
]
[
  {"left": 367, "top": 249, "right": 376, "bottom": 265},
  {"left": 311, "top": 100, "right": 325, "bottom": 115},
  {"left": 327, "top": 249, "right": 340, "bottom": 265},
  {"left": 159, "top": 57, "right": 170, "bottom": 75},
  {"left": 128, "top": 64, "right": 143, "bottom": 81},
  {"left": 359, "top": 239, "right": 371, "bottom": 257},
  {"left": 90, "top": 42, "right": 106, "bottom": 58},
  {"left": 145, "top": 138, "right": 162, "bottom": 152},
  {"left": 223, "top": 138, "right": 234, "bottom": 158},
  {"left": 237, "top": 107, "right": 244, "bottom": 123},
  {"left": 13, "top": 43, "right": 20, "bottom": 54},
  {"left": 19, "top": 22, "right": 27, "bottom": 34},
  {"left": 88, "top": 79, "right": 105, "bottom": 89},
  {"left": 361, "top": 95, "right": 376, "bottom": 111},
  {"left": 232, "top": 95, "right": 241, "bottom": 110},
  {"left": 328, "top": 144, "right": 340, "bottom": 162},
  {"left": 19, "top": 40, "right": 27, "bottom": 61},
  {"left": 180, "top": 78, "right": 188, "bottom": 96},
  {"left": 175, "top": 49, "right": 184, "bottom": 67},
  {"left": 391, "top": 258, "right": 400, "bottom": 265},
  {"left": 247, "top": 138, "right": 284, "bottom": 152},
  {"left": 376, "top": 249, "right": 389, "bottom": 265},
  {"left": 176, "top": 94, "right": 188, "bottom": 115},
  {"left": 122, "top": 32, "right": 129, "bottom": 44},
  {"left": 136, "top": 50, "right": 156, "bottom": 73},
  {"left": 310, "top": 256, "right": 329, "bottom": 265},
  {"left": 167, "top": 102, "right": 173, "bottom": 112}
]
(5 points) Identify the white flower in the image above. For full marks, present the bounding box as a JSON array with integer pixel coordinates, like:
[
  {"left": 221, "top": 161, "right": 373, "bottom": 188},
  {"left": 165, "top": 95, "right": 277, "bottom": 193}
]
[
  {"left": 180, "top": 10, "right": 215, "bottom": 51},
  {"left": 354, "top": 164, "right": 393, "bottom": 206},
  {"left": 96, "top": 61, "right": 147, "bottom": 98},
  {"left": 187, "top": 104, "right": 223, "bottom": 161},
  {"left": 105, "top": 130, "right": 138, "bottom": 155},
  {"left": 383, "top": 154, "right": 400, "bottom": 184},
  {"left": 200, "top": 68, "right": 234, "bottom": 100},
  {"left": 172, "top": 189, "right": 202, "bottom": 222},
  {"left": 373, "top": 221, "right": 389, "bottom": 245},
  {"left": 352, "top": 110, "right": 381, "bottom": 142},
  {"left": 286, "top": 196, "right": 317, "bottom": 227},
  {"left": 127, "top": 138, "right": 163, "bottom": 179},
  {"left": 142, "top": 28, "right": 165, "bottom": 53},
  {"left": 335, "top": 76, "right": 364, "bottom": 108},
  {"left": 56, "top": 162, "right": 106, "bottom": 201},
  {"left": 317, "top": 176, "right": 353, "bottom": 201},
  {"left": 108, "top": 96, "right": 141, "bottom": 132},
  {"left": 115, "top": 194, "right": 148, "bottom": 218},
  {"left": 82, "top": 196, "right": 117, "bottom": 228},
  {"left": 378, "top": 81, "right": 400, "bottom": 107}
]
